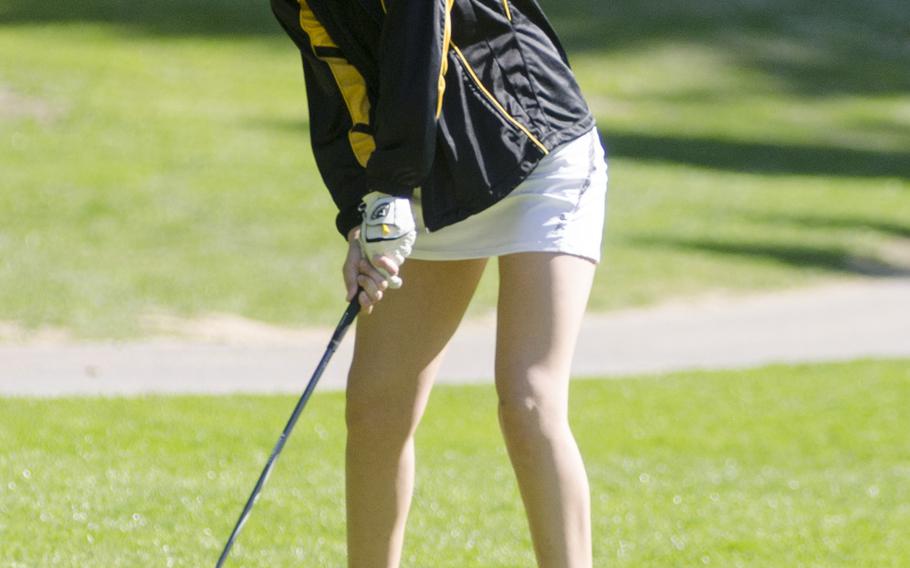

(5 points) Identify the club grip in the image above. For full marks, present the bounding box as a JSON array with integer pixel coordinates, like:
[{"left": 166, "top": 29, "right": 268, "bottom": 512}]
[{"left": 332, "top": 289, "right": 362, "bottom": 344}]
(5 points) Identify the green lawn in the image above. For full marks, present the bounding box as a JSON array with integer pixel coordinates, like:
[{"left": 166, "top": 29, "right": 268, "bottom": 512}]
[
  {"left": 1, "top": 0, "right": 908, "bottom": 336},
  {"left": 1, "top": 359, "right": 908, "bottom": 566}
]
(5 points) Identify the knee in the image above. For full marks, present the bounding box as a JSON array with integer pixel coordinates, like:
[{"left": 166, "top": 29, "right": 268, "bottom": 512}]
[
  {"left": 496, "top": 369, "right": 569, "bottom": 448},
  {"left": 346, "top": 394, "right": 412, "bottom": 442},
  {"left": 345, "top": 378, "right": 418, "bottom": 446}
]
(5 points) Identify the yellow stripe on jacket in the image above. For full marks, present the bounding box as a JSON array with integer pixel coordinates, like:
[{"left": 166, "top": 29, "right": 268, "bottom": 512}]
[
  {"left": 298, "top": 0, "right": 376, "bottom": 168},
  {"left": 436, "top": 0, "right": 455, "bottom": 119}
]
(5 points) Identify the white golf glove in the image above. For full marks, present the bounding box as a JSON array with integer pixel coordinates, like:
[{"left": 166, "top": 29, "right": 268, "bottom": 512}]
[{"left": 358, "top": 191, "right": 416, "bottom": 289}]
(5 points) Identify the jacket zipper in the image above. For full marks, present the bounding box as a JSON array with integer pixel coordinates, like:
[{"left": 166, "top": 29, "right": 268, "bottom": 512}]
[
  {"left": 451, "top": 43, "right": 549, "bottom": 155},
  {"left": 501, "top": 0, "right": 512, "bottom": 21}
]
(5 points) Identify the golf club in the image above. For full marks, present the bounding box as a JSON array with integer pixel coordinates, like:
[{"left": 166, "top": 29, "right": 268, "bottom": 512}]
[{"left": 215, "top": 295, "right": 361, "bottom": 567}]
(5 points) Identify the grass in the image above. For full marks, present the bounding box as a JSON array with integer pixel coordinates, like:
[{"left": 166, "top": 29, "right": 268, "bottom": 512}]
[
  {"left": 1, "top": 0, "right": 909, "bottom": 336},
  {"left": 1, "top": 359, "right": 909, "bottom": 566}
]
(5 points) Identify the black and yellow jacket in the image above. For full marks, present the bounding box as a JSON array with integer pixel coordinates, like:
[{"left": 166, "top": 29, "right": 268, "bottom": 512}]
[{"left": 270, "top": 0, "right": 595, "bottom": 237}]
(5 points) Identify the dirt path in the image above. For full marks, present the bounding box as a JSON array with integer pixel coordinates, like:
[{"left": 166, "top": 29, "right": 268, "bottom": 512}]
[{"left": 2, "top": 278, "right": 908, "bottom": 396}]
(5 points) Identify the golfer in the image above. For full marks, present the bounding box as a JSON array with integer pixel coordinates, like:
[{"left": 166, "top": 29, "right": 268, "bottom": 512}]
[{"left": 271, "top": 0, "right": 607, "bottom": 566}]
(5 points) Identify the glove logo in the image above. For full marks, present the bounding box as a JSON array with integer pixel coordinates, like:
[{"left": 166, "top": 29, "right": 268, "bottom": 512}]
[
  {"left": 371, "top": 203, "right": 390, "bottom": 221},
  {"left": 358, "top": 191, "right": 417, "bottom": 291}
]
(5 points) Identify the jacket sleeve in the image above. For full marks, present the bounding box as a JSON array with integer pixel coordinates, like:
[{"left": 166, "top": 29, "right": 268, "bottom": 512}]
[
  {"left": 271, "top": 0, "right": 452, "bottom": 236},
  {"left": 272, "top": 0, "right": 374, "bottom": 237},
  {"left": 302, "top": 57, "right": 372, "bottom": 236},
  {"left": 366, "top": 0, "right": 452, "bottom": 195}
]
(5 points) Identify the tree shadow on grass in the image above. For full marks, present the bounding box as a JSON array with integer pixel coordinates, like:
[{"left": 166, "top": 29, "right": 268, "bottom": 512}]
[
  {"left": 743, "top": 213, "right": 910, "bottom": 240},
  {"left": 2, "top": 0, "right": 907, "bottom": 99},
  {"left": 0, "top": 0, "right": 279, "bottom": 37},
  {"left": 550, "top": 0, "right": 910, "bottom": 97},
  {"left": 603, "top": 130, "right": 910, "bottom": 180},
  {"left": 631, "top": 236, "right": 910, "bottom": 278}
]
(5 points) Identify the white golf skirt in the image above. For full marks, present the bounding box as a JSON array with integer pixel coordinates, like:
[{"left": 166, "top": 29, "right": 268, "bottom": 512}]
[{"left": 410, "top": 127, "right": 608, "bottom": 263}]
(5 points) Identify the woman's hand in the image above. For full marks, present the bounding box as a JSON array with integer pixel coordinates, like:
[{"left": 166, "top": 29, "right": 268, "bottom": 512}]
[{"left": 344, "top": 227, "right": 400, "bottom": 314}]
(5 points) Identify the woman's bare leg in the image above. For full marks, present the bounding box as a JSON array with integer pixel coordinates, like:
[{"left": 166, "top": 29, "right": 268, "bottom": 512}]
[
  {"left": 346, "top": 258, "right": 487, "bottom": 568},
  {"left": 495, "top": 252, "right": 595, "bottom": 568}
]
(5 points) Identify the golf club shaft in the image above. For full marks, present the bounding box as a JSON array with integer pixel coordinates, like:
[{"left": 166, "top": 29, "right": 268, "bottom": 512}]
[{"left": 216, "top": 295, "right": 361, "bottom": 567}]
